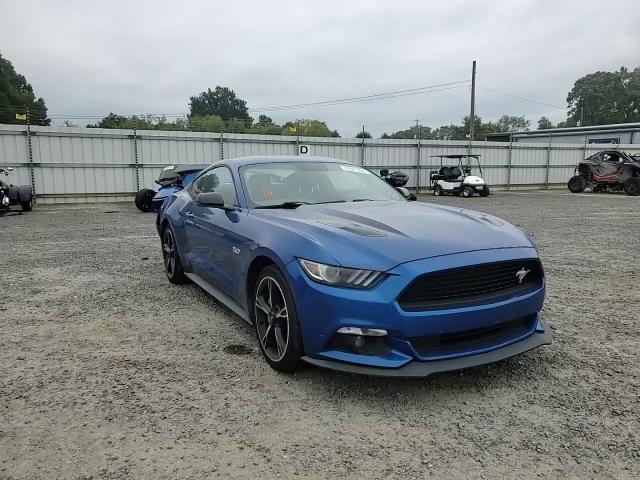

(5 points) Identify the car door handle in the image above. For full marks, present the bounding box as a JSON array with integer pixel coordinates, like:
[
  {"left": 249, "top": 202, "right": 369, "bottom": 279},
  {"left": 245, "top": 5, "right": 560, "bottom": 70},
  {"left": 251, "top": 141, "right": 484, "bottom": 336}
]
[{"left": 185, "top": 211, "right": 194, "bottom": 217}]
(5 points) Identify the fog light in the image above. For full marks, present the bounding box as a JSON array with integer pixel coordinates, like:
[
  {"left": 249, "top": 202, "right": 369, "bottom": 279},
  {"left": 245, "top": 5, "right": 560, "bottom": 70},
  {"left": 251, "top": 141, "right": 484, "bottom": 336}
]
[
  {"left": 353, "top": 336, "right": 366, "bottom": 349},
  {"left": 328, "top": 328, "right": 391, "bottom": 355}
]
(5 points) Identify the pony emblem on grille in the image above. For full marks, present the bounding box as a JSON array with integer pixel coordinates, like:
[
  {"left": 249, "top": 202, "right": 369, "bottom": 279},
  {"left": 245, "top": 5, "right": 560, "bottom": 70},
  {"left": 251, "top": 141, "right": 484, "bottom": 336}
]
[{"left": 515, "top": 267, "right": 531, "bottom": 284}]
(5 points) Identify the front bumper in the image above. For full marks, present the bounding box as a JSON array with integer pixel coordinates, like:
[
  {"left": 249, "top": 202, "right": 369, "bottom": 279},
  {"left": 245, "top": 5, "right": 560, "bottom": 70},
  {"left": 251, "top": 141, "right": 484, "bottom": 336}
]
[
  {"left": 302, "top": 324, "right": 551, "bottom": 377},
  {"left": 285, "top": 247, "right": 550, "bottom": 376}
]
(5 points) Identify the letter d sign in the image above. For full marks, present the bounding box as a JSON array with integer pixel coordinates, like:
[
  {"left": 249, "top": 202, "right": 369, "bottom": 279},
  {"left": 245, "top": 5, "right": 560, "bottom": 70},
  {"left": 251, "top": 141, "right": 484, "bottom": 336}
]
[{"left": 298, "top": 145, "right": 310, "bottom": 156}]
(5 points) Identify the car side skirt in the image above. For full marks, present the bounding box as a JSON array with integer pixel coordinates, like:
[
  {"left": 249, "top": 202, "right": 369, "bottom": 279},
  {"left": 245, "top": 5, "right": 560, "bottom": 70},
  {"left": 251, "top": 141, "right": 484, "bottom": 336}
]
[
  {"left": 301, "top": 326, "right": 551, "bottom": 378},
  {"left": 185, "top": 273, "right": 252, "bottom": 324}
]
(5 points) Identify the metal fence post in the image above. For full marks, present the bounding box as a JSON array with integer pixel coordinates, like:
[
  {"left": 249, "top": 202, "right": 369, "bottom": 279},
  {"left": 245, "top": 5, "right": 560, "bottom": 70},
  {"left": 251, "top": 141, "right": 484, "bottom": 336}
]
[
  {"left": 506, "top": 135, "right": 514, "bottom": 191},
  {"left": 133, "top": 117, "right": 140, "bottom": 190},
  {"left": 415, "top": 122, "right": 421, "bottom": 193},
  {"left": 219, "top": 125, "right": 225, "bottom": 160},
  {"left": 25, "top": 109, "right": 36, "bottom": 201},
  {"left": 360, "top": 125, "right": 366, "bottom": 166},
  {"left": 544, "top": 135, "right": 552, "bottom": 189},
  {"left": 295, "top": 121, "right": 300, "bottom": 155},
  {"left": 582, "top": 135, "right": 588, "bottom": 160}
]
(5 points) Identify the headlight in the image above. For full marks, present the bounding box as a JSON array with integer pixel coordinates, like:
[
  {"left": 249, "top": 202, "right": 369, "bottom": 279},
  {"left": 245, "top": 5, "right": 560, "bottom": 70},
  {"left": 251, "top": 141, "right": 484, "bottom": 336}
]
[{"left": 298, "top": 259, "right": 385, "bottom": 289}]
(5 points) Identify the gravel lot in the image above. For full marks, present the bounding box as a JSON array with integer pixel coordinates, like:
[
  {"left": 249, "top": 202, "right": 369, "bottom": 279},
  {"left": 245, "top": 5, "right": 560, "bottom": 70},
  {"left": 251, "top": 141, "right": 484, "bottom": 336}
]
[{"left": 1, "top": 190, "right": 639, "bottom": 479}]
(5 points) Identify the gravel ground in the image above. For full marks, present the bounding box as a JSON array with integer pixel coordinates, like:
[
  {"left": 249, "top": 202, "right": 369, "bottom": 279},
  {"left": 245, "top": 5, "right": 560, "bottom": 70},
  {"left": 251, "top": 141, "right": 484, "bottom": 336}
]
[{"left": 1, "top": 190, "right": 639, "bottom": 479}]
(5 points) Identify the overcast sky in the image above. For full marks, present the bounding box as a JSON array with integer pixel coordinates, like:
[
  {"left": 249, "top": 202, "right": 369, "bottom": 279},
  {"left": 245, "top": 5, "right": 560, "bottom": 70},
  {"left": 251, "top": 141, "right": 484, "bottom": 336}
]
[{"left": 1, "top": 0, "right": 639, "bottom": 136}]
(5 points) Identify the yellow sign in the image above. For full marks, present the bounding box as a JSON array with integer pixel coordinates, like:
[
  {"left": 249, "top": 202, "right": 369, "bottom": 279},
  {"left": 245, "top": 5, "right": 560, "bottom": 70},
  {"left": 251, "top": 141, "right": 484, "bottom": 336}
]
[
  {"left": 288, "top": 126, "right": 297, "bottom": 133},
  {"left": 15, "top": 113, "right": 27, "bottom": 121}
]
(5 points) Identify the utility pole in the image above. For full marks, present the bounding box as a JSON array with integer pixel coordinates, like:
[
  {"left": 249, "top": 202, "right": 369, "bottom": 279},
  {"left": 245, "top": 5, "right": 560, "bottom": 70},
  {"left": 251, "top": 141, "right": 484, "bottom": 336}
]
[{"left": 469, "top": 60, "right": 477, "bottom": 144}]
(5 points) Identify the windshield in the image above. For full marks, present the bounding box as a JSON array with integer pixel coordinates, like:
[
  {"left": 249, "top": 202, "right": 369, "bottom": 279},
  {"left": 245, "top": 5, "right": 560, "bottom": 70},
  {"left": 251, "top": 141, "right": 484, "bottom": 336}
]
[{"left": 240, "top": 162, "right": 405, "bottom": 208}]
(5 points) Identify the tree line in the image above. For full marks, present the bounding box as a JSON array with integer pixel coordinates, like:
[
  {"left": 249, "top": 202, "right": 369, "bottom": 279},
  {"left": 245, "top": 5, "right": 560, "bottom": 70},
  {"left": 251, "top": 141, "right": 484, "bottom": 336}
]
[{"left": 1, "top": 50, "right": 638, "bottom": 138}]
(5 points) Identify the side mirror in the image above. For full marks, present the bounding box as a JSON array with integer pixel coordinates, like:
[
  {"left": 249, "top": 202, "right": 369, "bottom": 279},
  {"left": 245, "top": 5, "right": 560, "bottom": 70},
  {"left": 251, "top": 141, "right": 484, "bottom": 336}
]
[
  {"left": 380, "top": 169, "right": 389, "bottom": 176},
  {"left": 7, "top": 167, "right": 13, "bottom": 172},
  {"left": 396, "top": 187, "right": 417, "bottom": 201},
  {"left": 196, "top": 191, "right": 231, "bottom": 210}
]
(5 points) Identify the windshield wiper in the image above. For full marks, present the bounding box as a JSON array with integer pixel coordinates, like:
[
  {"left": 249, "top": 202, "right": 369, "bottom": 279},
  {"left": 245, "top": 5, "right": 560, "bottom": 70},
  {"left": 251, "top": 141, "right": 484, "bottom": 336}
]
[{"left": 254, "top": 201, "right": 309, "bottom": 209}]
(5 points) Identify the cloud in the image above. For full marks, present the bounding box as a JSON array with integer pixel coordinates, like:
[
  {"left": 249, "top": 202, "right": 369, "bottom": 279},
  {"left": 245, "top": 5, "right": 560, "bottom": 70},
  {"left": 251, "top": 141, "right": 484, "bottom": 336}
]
[{"left": 1, "top": 0, "right": 638, "bottom": 135}]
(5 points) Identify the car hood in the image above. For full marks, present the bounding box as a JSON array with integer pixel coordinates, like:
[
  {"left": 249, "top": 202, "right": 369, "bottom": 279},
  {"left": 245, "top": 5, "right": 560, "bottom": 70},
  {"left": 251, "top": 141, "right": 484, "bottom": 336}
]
[{"left": 255, "top": 200, "right": 534, "bottom": 271}]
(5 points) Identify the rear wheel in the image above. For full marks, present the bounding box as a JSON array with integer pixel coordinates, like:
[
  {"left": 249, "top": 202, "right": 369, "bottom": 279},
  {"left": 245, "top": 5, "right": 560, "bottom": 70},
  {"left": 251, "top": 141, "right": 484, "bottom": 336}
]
[
  {"left": 21, "top": 199, "right": 32, "bottom": 211},
  {"left": 479, "top": 185, "right": 490, "bottom": 197},
  {"left": 135, "top": 188, "right": 156, "bottom": 212},
  {"left": 568, "top": 175, "right": 587, "bottom": 193},
  {"left": 623, "top": 177, "right": 640, "bottom": 196},
  {"left": 161, "top": 225, "right": 189, "bottom": 284},
  {"left": 433, "top": 185, "right": 443, "bottom": 196},
  {"left": 253, "top": 265, "right": 304, "bottom": 373},
  {"left": 461, "top": 185, "right": 473, "bottom": 198}
]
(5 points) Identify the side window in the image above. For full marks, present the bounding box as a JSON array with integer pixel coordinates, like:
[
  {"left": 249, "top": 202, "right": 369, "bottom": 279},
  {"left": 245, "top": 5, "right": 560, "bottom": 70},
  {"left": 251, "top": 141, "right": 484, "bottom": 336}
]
[{"left": 193, "top": 167, "right": 238, "bottom": 205}]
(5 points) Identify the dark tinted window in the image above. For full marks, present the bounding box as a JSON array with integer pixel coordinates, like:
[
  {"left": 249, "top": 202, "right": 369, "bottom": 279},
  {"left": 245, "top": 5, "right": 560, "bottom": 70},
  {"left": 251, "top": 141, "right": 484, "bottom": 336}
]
[{"left": 193, "top": 167, "right": 238, "bottom": 205}]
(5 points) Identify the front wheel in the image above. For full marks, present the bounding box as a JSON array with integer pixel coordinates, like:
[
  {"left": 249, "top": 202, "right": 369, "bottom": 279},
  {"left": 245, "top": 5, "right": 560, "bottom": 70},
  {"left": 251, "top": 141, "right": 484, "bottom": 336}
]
[
  {"left": 568, "top": 175, "right": 587, "bottom": 193},
  {"left": 161, "top": 225, "right": 189, "bottom": 284},
  {"left": 433, "top": 185, "right": 443, "bottom": 196},
  {"left": 461, "top": 185, "right": 474, "bottom": 198},
  {"left": 21, "top": 200, "right": 33, "bottom": 211},
  {"left": 479, "top": 185, "right": 490, "bottom": 197},
  {"left": 623, "top": 177, "right": 640, "bottom": 196},
  {"left": 135, "top": 188, "right": 156, "bottom": 212},
  {"left": 253, "top": 265, "right": 304, "bottom": 373}
]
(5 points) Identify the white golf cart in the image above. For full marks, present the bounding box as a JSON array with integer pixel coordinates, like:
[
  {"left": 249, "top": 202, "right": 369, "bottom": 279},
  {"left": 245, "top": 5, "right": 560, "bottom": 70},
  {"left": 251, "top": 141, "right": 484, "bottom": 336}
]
[{"left": 429, "top": 154, "right": 490, "bottom": 198}]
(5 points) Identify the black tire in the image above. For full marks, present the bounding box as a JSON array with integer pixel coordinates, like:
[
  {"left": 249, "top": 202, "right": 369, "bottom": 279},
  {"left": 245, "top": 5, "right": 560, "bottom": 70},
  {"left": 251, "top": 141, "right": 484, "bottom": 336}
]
[
  {"left": 461, "top": 185, "right": 474, "bottom": 198},
  {"left": 568, "top": 175, "right": 587, "bottom": 193},
  {"left": 433, "top": 185, "right": 443, "bottom": 196},
  {"left": 161, "top": 225, "right": 189, "bottom": 284},
  {"left": 253, "top": 265, "right": 304, "bottom": 373},
  {"left": 623, "top": 177, "right": 640, "bottom": 196},
  {"left": 21, "top": 199, "right": 33, "bottom": 211},
  {"left": 135, "top": 188, "right": 156, "bottom": 212},
  {"left": 479, "top": 185, "right": 490, "bottom": 197}
]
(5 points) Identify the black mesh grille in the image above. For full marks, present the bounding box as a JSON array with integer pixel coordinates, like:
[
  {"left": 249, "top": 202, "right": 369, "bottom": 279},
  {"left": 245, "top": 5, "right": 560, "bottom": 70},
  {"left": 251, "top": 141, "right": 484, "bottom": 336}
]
[
  {"left": 398, "top": 259, "right": 543, "bottom": 311},
  {"left": 410, "top": 315, "right": 536, "bottom": 357}
]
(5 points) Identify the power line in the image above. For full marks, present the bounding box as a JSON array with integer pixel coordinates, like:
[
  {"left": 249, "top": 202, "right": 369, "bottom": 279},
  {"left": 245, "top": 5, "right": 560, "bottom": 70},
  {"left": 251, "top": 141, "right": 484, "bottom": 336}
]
[
  {"left": 250, "top": 80, "right": 470, "bottom": 112},
  {"left": 478, "top": 86, "right": 565, "bottom": 110}
]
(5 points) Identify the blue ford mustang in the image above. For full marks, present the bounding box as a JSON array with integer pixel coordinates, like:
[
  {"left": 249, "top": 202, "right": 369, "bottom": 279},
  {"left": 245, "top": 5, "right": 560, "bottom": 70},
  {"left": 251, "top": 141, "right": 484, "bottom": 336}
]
[{"left": 157, "top": 155, "right": 551, "bottom": 377}]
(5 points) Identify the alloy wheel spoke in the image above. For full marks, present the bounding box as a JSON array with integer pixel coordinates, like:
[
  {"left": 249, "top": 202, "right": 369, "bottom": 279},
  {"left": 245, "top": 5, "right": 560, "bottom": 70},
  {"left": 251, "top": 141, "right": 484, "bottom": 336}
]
[
  {"left": 260, "top": 323, "right": 273, "bottom": 347},
  {"left": 275, "top": 305, "right": 288, "bottom": 319},
  {"left": 274, "top": 325, "right": 286, "bottom": 357},
  {"left": 256, "top": 296, "right": 271, "bottom": 314}
]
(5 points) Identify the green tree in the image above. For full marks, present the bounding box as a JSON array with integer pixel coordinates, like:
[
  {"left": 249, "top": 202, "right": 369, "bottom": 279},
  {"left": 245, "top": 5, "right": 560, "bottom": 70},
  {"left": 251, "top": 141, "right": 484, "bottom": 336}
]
[
  {"left": 494, "top": 115, "right": 530, "bottom": 132},
  {"left": 566, "top": 67, "right": 640, "bottom": 125},
  {"left": 188, "top": 114, "right": 223, "bottom": 133},
  {"left": 381, "top": 124, "right": 432, "bottom": 139},
  {"left": 537, "top": 116, "right": 554, "bottom": 130},
  {"left": 189, "top": 86, "right": 252, "bottom": 124},
  {"left": 0, "top": 52, "right": 50, "bottom": 125},
  {"left": 283, "top": 119, "right": 340, "bottom": 137},
  {"left": 251, "top": 114, "right": 282, "bottom": 135},
  {"left": 355, "top": 130, "right": 372, "bottom": 138}
]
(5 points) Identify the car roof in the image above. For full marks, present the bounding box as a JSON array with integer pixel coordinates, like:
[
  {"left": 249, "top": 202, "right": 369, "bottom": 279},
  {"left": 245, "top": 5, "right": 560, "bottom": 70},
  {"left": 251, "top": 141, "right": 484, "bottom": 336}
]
[{"left": 218, "top": 155, "right": 353, "bottom": 167}]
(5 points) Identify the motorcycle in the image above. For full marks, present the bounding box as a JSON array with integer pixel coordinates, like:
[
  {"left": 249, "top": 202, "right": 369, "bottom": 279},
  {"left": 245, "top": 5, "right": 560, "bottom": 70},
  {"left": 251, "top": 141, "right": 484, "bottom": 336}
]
[
  {"left": 378, "top": 168, "right": 416, "bottom": 201},
  {"left": 0, "top": 167, "right": 33, "bottom": 212},
  {"left": 379, "top": 168, "right": 409, "bottom": 187},
  {"left": 135, "top": 164, "right": 204, "bottom": 212}
]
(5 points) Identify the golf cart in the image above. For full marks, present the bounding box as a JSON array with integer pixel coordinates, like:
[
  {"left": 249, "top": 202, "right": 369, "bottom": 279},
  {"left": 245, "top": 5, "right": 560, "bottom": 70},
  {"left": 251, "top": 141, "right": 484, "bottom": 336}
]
[{"left": 429, "top": 154, "right": 490, "bottom": 197}]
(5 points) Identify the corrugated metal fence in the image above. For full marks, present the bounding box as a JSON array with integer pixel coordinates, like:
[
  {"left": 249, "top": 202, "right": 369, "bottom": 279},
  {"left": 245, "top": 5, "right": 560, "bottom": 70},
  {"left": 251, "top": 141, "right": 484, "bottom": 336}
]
[{"left": 1, "top": 124, "right": 639, "bottom": 203}]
